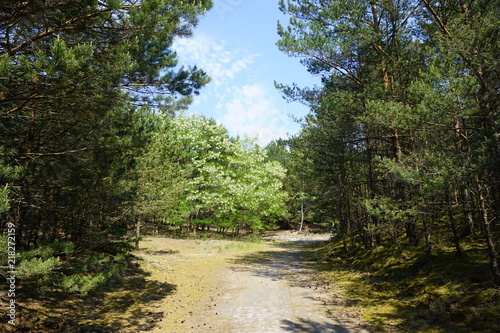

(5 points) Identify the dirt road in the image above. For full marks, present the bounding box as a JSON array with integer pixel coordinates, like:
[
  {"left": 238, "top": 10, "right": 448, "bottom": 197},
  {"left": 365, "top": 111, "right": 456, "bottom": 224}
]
[{"left": 131, "top": 232, "right": 369, "bottom": 333}]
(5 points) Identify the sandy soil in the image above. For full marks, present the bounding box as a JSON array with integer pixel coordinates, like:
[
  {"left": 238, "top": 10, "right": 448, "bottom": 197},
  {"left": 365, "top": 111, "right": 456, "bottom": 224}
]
[
  {"left": 134, "top": 232, "right": 371, "bottom": 333},
  {"left": 2, "top": 232, "right": 370, "bottom": 332}
]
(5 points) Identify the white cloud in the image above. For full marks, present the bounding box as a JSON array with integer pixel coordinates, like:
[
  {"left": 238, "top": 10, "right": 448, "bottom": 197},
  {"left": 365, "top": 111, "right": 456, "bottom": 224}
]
[
  {"left": 173, "top": 34, "right": 258, "bottom": 86},
  {"left": 218, "top": 84, "right": 293, "bottom": 146},
  {"left": 173, "top": 34, "right": 296, "bottom": 146}
]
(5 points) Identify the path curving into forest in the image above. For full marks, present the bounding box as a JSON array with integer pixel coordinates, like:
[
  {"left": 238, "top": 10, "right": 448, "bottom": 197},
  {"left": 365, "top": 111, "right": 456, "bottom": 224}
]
[
  {"left": 185, "top": 233, "right": 355, "bottom": 333},
  {"left": 133, "top": 232, "right": 370, "bottom": 333}
]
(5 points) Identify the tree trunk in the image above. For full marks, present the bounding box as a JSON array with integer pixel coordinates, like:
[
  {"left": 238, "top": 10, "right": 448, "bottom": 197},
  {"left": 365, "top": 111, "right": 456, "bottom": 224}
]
[
  {"left": 423, "top": 217, "right": 432, "bottom": 255},
  {"left": 135, "top": 214, "right": 141, "bottom": 249},
  {"left": 475, "top": 176, "right": 500, "bottom": 284},
  {"left": 299, "top": 202, "right": 304, "bottom": 232},
  {"left": 392, "top": 128, "right": 402, "bottom": 162},
  {"left": 446, "top": 196, "right": 463, "bottom": 257},
  {"left": 405, "top": 218, "right": 419, "bottom": 246},
  {"left": 461, "top": 186, "right": 475, "bottom": 235}
]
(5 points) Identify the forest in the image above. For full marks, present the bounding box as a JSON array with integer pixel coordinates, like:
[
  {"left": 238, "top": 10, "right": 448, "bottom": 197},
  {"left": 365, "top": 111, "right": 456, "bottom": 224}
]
[{"left": 1, "top": 0, "right": 499, "bottom": 331}]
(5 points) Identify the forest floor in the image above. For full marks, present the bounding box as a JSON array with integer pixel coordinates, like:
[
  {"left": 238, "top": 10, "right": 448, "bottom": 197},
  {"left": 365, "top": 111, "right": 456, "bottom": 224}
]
[
  {"left": 3, "top": 230, "right": 498, "bottom": 332},
  {"left": 128, "top": 231, "right": 371, "bottom": 332},
  {"left": 3, "top": 231, "right": 372, "bottom": 332}
]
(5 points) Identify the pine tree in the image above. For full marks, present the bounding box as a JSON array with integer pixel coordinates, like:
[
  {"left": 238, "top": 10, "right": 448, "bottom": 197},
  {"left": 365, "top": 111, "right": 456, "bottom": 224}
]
[
  {"left": 0, "top": 0, "right": 213, "bottom": 293},
  {"left": 277, "top": 0, "right": 500, "bottom": 283}
]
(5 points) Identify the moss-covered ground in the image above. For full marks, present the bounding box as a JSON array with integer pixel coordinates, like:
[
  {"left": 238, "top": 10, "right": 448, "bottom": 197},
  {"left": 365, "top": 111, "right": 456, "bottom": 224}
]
[{"left": 310, "top": 239, "right": 500, "bottom": 332}]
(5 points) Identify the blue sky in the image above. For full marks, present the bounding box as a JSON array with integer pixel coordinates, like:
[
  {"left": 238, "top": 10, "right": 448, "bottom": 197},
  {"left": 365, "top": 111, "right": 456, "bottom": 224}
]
[{"left": 173, "top": 0, "right": 319, "bottom": 146}]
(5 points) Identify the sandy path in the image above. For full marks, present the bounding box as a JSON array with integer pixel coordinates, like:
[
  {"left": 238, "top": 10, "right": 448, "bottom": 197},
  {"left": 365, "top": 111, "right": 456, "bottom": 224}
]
[
  {"left": 182, "top": 233, "right": 367, "bottom": 332},
  {"left": 5, "top": 232, "right": 370, "bottom": 333}
]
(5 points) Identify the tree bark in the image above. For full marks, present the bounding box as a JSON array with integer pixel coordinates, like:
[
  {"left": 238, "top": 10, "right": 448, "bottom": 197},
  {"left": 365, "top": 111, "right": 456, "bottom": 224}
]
[
  {"left": 135, "top": 214, "right": 141, "bottom": 249},
  {"left": 299, "top": 202, "right": 304, "bottom": 232},
  {"left": 461, "top": 186, "right": 475, "bottom": 235},
  {"left": 475, "top": 176, "right": 500, "bottom": 284},
  {"left": 446, "top": 192, "right": 463, "bottom": 257},
  {"left": 424, "top": 217, "right": 432, "bottom": 255}
]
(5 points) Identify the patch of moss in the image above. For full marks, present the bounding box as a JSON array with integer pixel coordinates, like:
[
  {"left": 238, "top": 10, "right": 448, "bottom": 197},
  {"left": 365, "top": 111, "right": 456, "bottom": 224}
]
[{"left": 311, "top": 240, "right": 500, "bottom": 332}]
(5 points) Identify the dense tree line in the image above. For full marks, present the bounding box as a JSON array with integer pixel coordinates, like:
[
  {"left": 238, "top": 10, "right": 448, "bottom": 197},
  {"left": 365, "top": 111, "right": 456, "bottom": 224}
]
[
  {"left": 0, "top": 0, "right": 214, "bottom": 293},
  {"left": 276, "top": 0, "right": 499, "bottom": 284},
  {"left": 136, "top": 114, "right": 287, "bottom": 238},
  {"left": 0, "top": 1, "right": 289, "bottom": 297},
  {"left": 1, "top": 0, "right": 212, "bottom": 247},
  {"left": 1, "top": 0, "right": 498, "bottom": 303}
]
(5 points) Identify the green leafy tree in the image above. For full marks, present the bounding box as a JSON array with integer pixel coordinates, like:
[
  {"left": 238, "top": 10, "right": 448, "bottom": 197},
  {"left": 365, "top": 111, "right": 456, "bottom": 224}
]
[
  {"left": 266, "top": 139, "right": 316, "bottom": 231},
  {"left": 171, "top": 115, "right": 287, "bottom": 232}
]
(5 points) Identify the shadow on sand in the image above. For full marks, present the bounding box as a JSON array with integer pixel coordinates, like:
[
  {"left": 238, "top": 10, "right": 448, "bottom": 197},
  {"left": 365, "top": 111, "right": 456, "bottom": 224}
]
[
  {"left": 227, "top": 237, "right": 370, "bottom": 333},
  {"left": 281, "top": 318, "right": 353, "bottom": 333},
  {"left": 3, "top": 254, "right": 176, "bottom": 333}
]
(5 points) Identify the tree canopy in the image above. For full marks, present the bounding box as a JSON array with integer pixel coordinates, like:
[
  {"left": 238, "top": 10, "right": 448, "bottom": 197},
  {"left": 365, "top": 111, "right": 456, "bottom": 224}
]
[
  {"left": 277, "top": 0, "right": 500, "bottom": 283},
  {"left": 138, "top": 114, "right": 287, "bottom": 232},
  {"left": 0, "top": 0, "right": 213, "bottom": 295}
]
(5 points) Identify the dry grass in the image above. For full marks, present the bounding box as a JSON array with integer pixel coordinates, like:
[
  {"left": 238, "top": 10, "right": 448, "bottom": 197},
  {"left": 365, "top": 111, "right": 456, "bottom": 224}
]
[{"left": 134, "top": 237, "right": 269, "bottom": 332}]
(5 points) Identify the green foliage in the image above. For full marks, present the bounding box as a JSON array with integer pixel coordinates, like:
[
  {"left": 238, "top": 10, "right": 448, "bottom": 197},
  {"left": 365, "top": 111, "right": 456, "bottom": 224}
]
[
  {"left": 0, "top": 0, "right": 213, "bottom": 244},
  {"left": 0, "top": 235, "right": 12, "bottom": 267},
  {"left": 265, "top": 139, "right": 317, "bottom": 230},
  {"left": 135, "top": 113, "right": 189, "bottom": 222},
  {"left": 278, "top": 0, "right": 500, "bottom": 284},
  {"left": 361, "top": 196, "right": 416, "bottom": 224},
  {"left": 0, "top": 184, "right": 9, "bottom": 214},
  {"left": 13, "top": 239, "right": 129, "bottom": 296},
  {"left": 0, "top": 0, "right": 213, "bottom": 302},
  {"left": 21, "top": 239, "right": 76, "bottom": 260},
  {"left": 59, "top": 252, "right": 127, "bottom": 296},
  {"left": 136, "top": 114, "right": 287, "bottom": 231},
  {"left": 17, "top": 257, "right": 62, "bottom": 279},
  {"left": 16, "top": 240, "right": 71, "bottom": 279}
]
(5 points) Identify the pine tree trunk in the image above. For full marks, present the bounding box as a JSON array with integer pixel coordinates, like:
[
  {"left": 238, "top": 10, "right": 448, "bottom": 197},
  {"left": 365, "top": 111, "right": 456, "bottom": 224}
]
[
  {"left": 406, "top": 218, "right": 419, "bottom": 246},
  {"left": 424, "top": 217, "right": 432, "bottom": 255},
  {"left": 392, "top": 128, "right": 402, "bottom": 162},
  {"left": 461, "top": 186, "right": 475, "bottom": 235},
  {"left": 447, "top": 198, "right": 463, "bottom": 257},
  {"left": 475, "top": 176, "right": 500, "bottom": 284}
]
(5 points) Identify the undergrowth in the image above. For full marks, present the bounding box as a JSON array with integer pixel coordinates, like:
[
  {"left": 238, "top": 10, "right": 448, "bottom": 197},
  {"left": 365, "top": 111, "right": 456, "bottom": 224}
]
[
  {"left": 1, "top": 236, "right": 133, "bottom": 297},
  {"left": 312, "top": 239, "right": 500, "bottom": 332}
]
